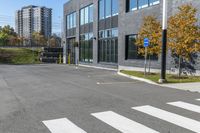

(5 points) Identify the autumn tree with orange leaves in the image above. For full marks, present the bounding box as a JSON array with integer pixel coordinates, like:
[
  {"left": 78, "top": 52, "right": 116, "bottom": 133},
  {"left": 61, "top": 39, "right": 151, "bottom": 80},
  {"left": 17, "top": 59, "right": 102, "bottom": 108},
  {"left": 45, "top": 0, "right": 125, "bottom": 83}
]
[
  {"left": 136, "top": 15, "right": 162, "bottom": 73},
  {"left": 168, "top": 4, "right": 200, "bottom": 77}
]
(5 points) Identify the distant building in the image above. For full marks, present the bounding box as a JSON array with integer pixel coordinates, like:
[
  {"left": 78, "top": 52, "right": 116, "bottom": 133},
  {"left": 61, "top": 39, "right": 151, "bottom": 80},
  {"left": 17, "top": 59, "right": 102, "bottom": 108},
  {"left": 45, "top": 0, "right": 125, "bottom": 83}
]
[{"left": 15, "top": 5, "right": 52, "bottom": 45}]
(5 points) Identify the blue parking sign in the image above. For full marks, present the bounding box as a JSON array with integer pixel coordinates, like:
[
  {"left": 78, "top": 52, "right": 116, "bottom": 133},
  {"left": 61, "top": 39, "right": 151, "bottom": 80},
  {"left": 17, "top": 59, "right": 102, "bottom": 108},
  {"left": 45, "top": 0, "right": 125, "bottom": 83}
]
[{"left": 144, "top": 38, "right": 149, "bottom": 47}]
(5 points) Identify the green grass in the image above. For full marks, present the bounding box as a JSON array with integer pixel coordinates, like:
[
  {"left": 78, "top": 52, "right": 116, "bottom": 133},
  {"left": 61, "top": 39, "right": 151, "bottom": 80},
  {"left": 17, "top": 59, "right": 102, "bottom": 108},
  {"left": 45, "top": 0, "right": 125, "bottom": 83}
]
[
  {"left": 121, "top": 70, "right": 200, "bottom": 84},
  {"left": 0, "top": 48, "right": 41, "bottom": 65}
]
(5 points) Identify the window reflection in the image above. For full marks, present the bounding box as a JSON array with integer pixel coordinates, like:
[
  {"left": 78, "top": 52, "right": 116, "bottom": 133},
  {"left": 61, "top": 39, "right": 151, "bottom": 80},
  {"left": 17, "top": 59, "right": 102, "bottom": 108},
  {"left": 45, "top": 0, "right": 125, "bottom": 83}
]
[
  {"left": 80, "top": 4, "right": 93, "bottom": 26},
  {"left": 127, "top": 0, "right": 160, "bottom": 12},
  {"left": 99, "top": 0, "right": 119, "bottom": 20},
  {"left": 67, "top": 12, "right": 76, "bottom": 29}
]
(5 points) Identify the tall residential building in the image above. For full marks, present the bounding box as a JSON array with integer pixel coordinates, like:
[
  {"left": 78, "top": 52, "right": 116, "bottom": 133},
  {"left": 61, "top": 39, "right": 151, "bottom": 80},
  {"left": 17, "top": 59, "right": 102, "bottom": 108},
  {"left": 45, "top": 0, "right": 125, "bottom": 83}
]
[
  {"left": 15, "top": 5, "right": 52, "bottom": 44},
  {"left": 64, "top": 0, "right": 200, "bottom": 74}
]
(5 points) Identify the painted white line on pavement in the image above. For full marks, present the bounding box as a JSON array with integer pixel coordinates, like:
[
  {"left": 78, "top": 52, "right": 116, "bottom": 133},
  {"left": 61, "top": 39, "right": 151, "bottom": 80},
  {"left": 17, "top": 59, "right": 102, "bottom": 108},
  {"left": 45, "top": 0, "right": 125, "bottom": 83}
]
[
  {"left": 167, "top": 101, "right": 200, "bottom": 114},
  {"left": 132, "top": 105, "right": 200, "bottom": 133},
  {"left": 42, "top": 118, "right": 87, "bottom": 133},
  {"left": 196, "top": 99, "right": 200, "bottom": 101},
  {"left": 91, "top": 111, "right": 159, "bottom": 133}
]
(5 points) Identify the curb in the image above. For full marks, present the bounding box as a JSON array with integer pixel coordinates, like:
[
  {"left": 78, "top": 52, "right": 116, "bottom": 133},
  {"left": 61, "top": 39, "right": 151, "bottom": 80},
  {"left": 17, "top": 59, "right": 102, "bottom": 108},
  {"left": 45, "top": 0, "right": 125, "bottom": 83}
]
[
  {"left": 118, "top": 72, "right": 200, "bottom": 93},
  {"left": 117, "top": 72, "right": 158, "bottom": 85},
  {"left": 79, "top": 64, "right": 118, "bottom": 71}
]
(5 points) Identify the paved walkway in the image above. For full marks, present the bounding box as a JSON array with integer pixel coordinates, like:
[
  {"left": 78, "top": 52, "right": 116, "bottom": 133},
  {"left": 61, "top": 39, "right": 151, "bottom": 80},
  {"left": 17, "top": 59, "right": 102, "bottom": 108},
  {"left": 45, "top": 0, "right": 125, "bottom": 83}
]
[{"left": 162, "top": 82, "right": 200, "bottom": 93}]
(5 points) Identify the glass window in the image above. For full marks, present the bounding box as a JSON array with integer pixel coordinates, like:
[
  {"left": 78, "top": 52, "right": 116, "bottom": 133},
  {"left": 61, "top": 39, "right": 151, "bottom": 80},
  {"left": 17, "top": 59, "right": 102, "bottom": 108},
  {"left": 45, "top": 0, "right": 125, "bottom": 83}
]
[
  {"left": 89, "top": 5, "right": 93, "bottom": 23},
  {"left": 67, "top": 12, "right": 76, "bottom": 29},
  {"left": 99, "top": 30, "right": 105, "bottom": 38},
  {"left": 112, "top": 28, "right": 118, "bottom": 37},
  {"left": 80, "top": 9, "right": 84, "bottom": 25},
  {"left": 138, "top": 0, "right": 149, "bottom": 9},
  {"left": 105, "top": 0, "right": 111, "bottom": 18},
  {"left": 107, "top": 29, "right": 112, "bottom": 38},
  {"left": 80, "top": 4, "right": 93, "bottom": 25},
  {"left": 99, "top": 0, "right": 105, "bottom": 20},
  {"left": 85, "top": 7, "right": 89, "bottom": 24},
  {"left": 79, "top": 33, "right": 93, "bottom": 63},
  {"left": 112, "top": 0, "right": 119, "bottom": 16},
  {"left": 73, "top": 12, "right": 76, "bottom": 28},
  {"left": 130, "top": 0, "right": 137, "bottom": 11},
  {"left": 149, "top": 0, "right": 160, "bottom": 6},
  {"left": 67, "top": 15, "right": 70, "bottom": 29},
  {"left": 126, "top": 35, "right": 144, "bottom": 60},
  {"left": 70, "top": 14, "right": 73, "bottom": 28}
]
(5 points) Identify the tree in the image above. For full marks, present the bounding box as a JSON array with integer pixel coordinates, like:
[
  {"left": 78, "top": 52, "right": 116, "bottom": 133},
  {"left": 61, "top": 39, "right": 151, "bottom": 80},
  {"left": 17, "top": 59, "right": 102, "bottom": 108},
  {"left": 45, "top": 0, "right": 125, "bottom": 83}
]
[
  {"left": 49, "top": 34, "right": 61, "bottom": 47},
  {"left": 0, "top": 25, "right": 18, "bottom": 46},
  {"left": 136, "top": 15, "right": 162, "bottom": 73},
  {"left": 32, "top": 32, "right": 47, "bottom": 46},
  {"left": 168, "top": 4, "right": 200, "bottom": 77}
]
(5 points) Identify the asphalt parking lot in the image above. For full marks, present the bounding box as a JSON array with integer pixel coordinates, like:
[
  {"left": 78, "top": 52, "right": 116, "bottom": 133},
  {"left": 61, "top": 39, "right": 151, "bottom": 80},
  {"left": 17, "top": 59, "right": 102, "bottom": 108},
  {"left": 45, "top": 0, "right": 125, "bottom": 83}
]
[{"left": 0, "top": 64, "right": 200, "bottom": 133}]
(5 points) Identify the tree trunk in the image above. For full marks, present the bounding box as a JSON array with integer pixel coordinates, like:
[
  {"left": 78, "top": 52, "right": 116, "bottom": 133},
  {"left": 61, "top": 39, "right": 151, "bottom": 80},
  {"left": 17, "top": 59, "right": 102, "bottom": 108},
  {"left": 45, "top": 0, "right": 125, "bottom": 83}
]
[{"left": 178, "top": 55, "right": 182, "bottom": 78}]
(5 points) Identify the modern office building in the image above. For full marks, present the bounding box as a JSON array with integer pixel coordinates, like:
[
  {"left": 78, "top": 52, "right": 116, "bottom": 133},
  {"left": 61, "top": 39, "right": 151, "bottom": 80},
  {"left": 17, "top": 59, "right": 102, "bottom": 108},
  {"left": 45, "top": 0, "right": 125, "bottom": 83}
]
[
  {"left": 15, "top": 5, "right": 52, "bottom": 45},
  {"left": 64, "top": 0, "right": 200, "bottom": 72}
]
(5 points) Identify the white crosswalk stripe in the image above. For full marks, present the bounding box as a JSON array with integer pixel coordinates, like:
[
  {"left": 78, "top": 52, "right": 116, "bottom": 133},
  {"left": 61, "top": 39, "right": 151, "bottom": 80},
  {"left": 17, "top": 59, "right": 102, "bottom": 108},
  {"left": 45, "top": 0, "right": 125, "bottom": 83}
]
[
  {"left": 42, "top": 118, "right": 87, "bottom": 133},
  {"left": 91, "top": 111, "right": 160, "bottom": 133},
  {"left": 167, "top": 101, "right": 200, "bottom": 113},
  {"left": 132, "top": 105, "right": 200, "bottom": 133},
  {"left": 196, "top": 99, "right": 200, "bottom": 101}
]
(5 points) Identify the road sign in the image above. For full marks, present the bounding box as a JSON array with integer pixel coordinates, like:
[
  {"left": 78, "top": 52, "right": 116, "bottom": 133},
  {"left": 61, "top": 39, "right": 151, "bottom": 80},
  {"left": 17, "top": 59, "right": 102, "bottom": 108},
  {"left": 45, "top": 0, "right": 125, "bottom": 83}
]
[
  {"left": 144, "top": 38, "right": 149, "bottom": 47},
  {"left": 144, "top": 38, "right": 149, "bottom": 76}
]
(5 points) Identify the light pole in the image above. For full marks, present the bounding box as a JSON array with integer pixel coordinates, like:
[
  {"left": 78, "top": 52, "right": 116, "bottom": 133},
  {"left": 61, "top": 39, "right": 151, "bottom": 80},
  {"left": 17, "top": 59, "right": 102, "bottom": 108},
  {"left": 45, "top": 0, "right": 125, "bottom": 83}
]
[
  {"left": 63, "top": 41, "right": 67, "bottom": 64},
  {"left": 159, "top": 0, "right": 167, "bottom": 83}
]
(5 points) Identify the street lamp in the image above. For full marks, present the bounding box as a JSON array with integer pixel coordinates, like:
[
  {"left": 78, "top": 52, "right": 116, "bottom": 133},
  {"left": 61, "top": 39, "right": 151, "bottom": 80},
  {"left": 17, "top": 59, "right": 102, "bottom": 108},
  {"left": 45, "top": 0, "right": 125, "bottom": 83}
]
[{"left": 159, "top": 0, "right": 167, "bottom": 83}]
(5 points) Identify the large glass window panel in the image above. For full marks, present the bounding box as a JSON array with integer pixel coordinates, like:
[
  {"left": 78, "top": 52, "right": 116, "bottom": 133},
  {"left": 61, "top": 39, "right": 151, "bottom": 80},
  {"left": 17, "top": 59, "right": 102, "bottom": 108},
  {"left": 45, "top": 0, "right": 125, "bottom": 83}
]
[
  {"left": 114, "top": 39, "right": 118, "bottom": 63},
  {"left": 149, "top": 0, "right": 160, "bottom": 6},
  {"left": 73, "top": 12, "right": 76, "bottom": 28},
  {"left": 112, "top": 0, "right": 119, "bottom": 16},
  {"left": 105, "top": 0, "right": 111, "bottom": 18},
  {"left": 84, "top": 7, "right": 89, "bottom": 24},
  {"left": 80, "top": 9, "right": 84, "bottom": 25},
  {"left": 70, "top": 14, "right": 73, "bottom": 28},
  {"left": 71, "top": 14, "right": 74, "bottom": 28},
  {"left": 138, "top": 0, "right": 149, "bottom": 9},
  {"left": 127, "top": 35, "right": 137, "bottom": 59},
  {"left": 67, "top": 15, "right": 70, "bottom": 29},
  {"left": 112, "top": 28, "right": 118, "bottom": 37},
  {"left": 89, "top": 5, "right": 93, "bottom": 23},
  {"left": 99, "top": 0, "right": 105, "bottom": 20},
  {"left": 130, "top": 0, "right": 137, "bottom": 11}
]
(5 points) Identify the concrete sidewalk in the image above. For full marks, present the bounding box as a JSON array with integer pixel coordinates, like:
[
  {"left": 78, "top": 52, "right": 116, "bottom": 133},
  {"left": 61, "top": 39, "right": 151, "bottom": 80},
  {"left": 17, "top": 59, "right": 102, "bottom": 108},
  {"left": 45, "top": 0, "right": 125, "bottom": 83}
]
[
  {"left": 118, "top": 71, "right": 200, "bottom": 93},
  {"left": 161, "top": 82, "right": 200, "bottom": 93}
]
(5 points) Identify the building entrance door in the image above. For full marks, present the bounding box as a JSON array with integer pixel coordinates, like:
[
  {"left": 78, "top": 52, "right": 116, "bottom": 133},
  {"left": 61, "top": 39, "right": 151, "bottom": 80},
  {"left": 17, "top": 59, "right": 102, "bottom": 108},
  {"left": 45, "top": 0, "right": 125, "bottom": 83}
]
[
  {"left": 67, "top": 38, "right": 76, "bottom": 64},
  {"left": 98, "top": 38, "right": 118, "bottom": 63}
]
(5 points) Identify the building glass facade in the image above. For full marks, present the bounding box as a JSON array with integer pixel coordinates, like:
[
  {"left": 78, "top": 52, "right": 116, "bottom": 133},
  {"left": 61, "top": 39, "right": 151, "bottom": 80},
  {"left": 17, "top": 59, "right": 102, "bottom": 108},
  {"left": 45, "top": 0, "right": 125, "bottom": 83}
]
[
  {"left": 127, "top": 0, "right": 160, "bottom": 11},
  {"left": 125, "top": 35, "right": 158, "bottom": 60},
  {"left": 79, "top": 4, "right": 94, "bottom": 63},
  {"left": 80, "top": 33, "right": 93, "bottom": 63},
  {"left": 98, "top": 28, "right": 118, "bottom": 63},
  {"left": 99, "top": 0, "right": 119, "bottom": 20},
  {"left": 80, "top": 4, "right": 93, "bottom": 25},
  {"left": 67, "top": 12, "right": 76, "bottom": 29},
  {"left": 98, "top": 0, "right": 119, "bottom": 63}
]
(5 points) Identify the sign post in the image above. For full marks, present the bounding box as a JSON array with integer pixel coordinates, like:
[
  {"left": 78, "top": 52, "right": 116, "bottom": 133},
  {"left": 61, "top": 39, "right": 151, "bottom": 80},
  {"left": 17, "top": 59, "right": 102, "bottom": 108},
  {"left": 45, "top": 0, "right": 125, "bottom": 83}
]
[{"left": 144, "top": 38, "right": 149, "bottom": 76}]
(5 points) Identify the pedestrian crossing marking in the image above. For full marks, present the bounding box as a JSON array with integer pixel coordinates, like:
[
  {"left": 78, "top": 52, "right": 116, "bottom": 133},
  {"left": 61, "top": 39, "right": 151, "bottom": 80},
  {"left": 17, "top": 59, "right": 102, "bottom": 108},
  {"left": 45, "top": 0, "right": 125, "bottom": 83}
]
[
  {"left": 91, "top": 111, "right": 160, "bottom": 133},
  {"left": 167, "top": 101, "right": 200, "bottom": 113},
  {"left": 42, "top": 118, "right": 87, "bottom": 133},
  {"left": 196, "top": 99, "right": 200, "bottom": 101},
  {"left": 132, "top": 105, "right": 200, "bottom": 133}
]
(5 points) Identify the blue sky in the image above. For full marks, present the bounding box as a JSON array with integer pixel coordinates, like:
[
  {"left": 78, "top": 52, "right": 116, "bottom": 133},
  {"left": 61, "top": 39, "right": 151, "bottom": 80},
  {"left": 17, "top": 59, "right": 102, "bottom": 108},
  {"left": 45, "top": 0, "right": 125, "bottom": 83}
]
[{"left": 0, "top": 0, "right": 69, "bottom": 33}]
